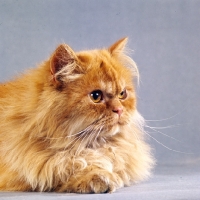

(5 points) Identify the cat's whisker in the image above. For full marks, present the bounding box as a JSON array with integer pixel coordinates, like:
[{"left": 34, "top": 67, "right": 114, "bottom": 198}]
[
  {"left": 83, "top": 120, "right": 104, "bottom": 149},
  {"left": 70, "top": 131, "right": 91, "bottom": 174},
  {"left": 65, "top": 126, "right": 92, "bottom": 138},
  {"left": 64, "top": 132, "right": 86, "bottom": 152},
  {"left": 39, "top": 135, "right": 65, "bottom": 140},
  {"left": 132, "top": 129, "right": 141, "bottom": 141},
  {"left": 70, "top": 109, "right": 105, "bottom": 174},
  {"left": 86, "top": 127, "right": 97, "bottom": 149},
  {"left": 74, "top": 130, "right": 91, "bottom": 157},
  {"left": 130, "top": 121, "right": 144, "bottom": 140},
  {"left": 144, "top": 131, "right": 193, "bottom": 154},
  {"left": 145, "top": 110, "right": 184, "bottom": 122},
  {"left": 46, "top": 137, "right": 65, "bottom": 140},
  {"left": 130, "top": 112, "right": 145, "bottom": 132},
  {"left": 101, "top": 137, "right": 107, "bottom": 144},
  {"left": 60, "top": 116, "right": 104, "bottom": 153},
  {"left": 145, "top": 124, "right": 181, "bottom": 143},
  {"left": 93, "top": 125, "right": 104, "bottom": 148},
  {"left": 71, "top": 127, "right": 98, "bottom": 174},
  {"left": 145, "top": 124, "right": 180, "bottom": 130},
  {"left": 66, "top": 115, "right": 105, "bottom": 138}
]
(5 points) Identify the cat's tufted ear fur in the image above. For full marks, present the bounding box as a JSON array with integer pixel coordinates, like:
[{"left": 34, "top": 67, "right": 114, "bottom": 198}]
[
  {"left": 50, "top": 44, "right": 82, "bottom": 87},
  {"left": 109, "top": 37, "right": 139, "bottom": 82},
  {"left": 109, "top": 37, "right": 128, "bottom": 55}
]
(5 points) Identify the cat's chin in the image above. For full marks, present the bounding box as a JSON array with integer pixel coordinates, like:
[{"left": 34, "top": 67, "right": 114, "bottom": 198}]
[
  {"left": 117, "top": 121, "right": 127, "bottom": 126},
  {"left": 104, "top": 117, "right": 129, "bottom": 136},
  {"left": 104, "top": 124, "right": 121, "bottom": 137}
]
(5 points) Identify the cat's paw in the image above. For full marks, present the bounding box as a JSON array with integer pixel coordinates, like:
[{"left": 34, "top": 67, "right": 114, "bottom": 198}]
[
  {"left": 78, "top": 174, "right": 116, "bottom": 194},
  {"left": 59, "top": 174, "right": 118, "bottom": 194}
]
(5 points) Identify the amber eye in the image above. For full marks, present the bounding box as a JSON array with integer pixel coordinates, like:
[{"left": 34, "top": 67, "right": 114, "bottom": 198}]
[
  {"left": 90, "top": 90, "right": 103, "bottom": 103},
  {"left": 118, "top": 89, "right": 127, "bottom": 100}
]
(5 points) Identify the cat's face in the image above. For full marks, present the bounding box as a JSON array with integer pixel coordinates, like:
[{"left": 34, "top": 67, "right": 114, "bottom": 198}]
[{"left": 49, "top": 38, "right": 138, "bottom": 143}]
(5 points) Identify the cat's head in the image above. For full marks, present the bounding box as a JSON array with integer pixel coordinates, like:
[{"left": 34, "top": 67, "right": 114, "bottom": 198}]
[{"left": 47, "top": 38, "right": 141, "bottom": 146}]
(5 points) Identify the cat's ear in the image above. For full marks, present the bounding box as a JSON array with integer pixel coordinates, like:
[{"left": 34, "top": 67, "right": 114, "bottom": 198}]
[
  {"left": 109, "top": 37, "right": 128, "bottom": 55},
  {"left": 109, "top": 38, "right": 139, "bottom": 82},
  {"left": 50, "top": 44, "right": 79, "bottom": 86}
]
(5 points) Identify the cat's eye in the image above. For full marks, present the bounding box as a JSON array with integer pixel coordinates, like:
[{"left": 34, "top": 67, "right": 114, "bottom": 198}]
[
  {"left": 90, "top": 90, "right": 103, "bottom": 103},
  {"left": 118, "top": 89, "right": 127, "bottom": 100}
]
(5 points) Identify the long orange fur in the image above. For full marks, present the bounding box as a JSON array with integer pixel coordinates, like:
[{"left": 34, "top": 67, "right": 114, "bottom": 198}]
[{"left": 0, "top": 38, "right": 154, "bottom": 193}]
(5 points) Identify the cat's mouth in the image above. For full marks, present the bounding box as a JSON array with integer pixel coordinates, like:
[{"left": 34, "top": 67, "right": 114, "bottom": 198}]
[
  {"left": 106, "top": 114, "right": 128, "bottom": 127},
  {"left": 103, "top": 116, "right": 122, "bottom": 127},
  {"left": 114, "top": 115, "right": 128, "bottom": 126},
  {"left": 99, "top": 117, "right": 128, "bottom": 136}
]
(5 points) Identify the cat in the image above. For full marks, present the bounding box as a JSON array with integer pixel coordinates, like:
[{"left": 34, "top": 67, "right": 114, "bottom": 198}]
[{"left": 0, "top": 38, "right": 154, "bottom": 193}]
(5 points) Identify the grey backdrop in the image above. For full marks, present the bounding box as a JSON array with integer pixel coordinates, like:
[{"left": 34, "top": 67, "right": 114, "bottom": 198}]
[{"left": 0, "top": 0, "right": 200, "bottom": 199}]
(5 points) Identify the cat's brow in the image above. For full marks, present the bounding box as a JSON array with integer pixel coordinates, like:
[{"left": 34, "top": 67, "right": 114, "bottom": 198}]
[{"left": 105, "top": 93, "right": 114, "bottom": 99}]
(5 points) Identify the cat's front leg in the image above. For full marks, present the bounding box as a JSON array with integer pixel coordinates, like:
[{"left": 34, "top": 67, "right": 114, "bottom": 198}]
[{"left": 57, "top": 167, "right": 123, "bottom": 194}]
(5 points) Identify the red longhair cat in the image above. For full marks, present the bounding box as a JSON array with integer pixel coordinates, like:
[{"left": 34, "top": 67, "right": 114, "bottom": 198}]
[{"left": 0, "top": 38, "right": 154, "bottom": 193}]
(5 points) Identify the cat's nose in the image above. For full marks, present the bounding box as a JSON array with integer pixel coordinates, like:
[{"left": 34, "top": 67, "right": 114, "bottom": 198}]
[{"left": 112, "top": 107, "right": 123, "bottom": 116}]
